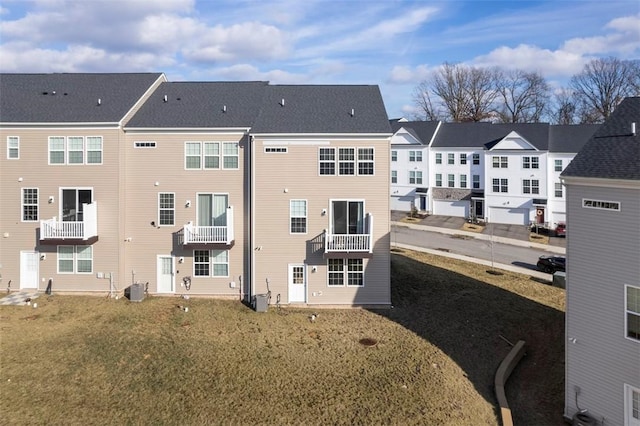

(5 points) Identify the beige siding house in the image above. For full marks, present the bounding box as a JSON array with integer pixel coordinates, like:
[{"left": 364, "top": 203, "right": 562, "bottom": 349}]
[{"left": 1, "top": 74, "right": 391, "bottom": 307}]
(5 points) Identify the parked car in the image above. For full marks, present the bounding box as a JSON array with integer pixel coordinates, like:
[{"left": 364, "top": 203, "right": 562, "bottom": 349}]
[
  {"left": 554, "top": 222, "right": 566, "bottom": 237},
  {"left": 537, "top": 255, "right": 566, "bottom": 273}
]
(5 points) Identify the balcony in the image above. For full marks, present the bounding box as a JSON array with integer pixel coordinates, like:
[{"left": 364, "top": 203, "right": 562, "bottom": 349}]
[
  {"left": 40, "top": 202, "right": 98, "bottom": 243},
  {"left": 324, "top": 213, "right": 373, "bottom": 257},
  {"left": 182, "top": 206, "right": 234, "bottom": 246}
]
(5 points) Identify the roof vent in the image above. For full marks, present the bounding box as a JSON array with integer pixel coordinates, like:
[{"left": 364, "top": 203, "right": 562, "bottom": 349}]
[
  {"left": 350, "top": 108, "right": 355, "bottom": 117},
  {"left": 223, "top": 105, "right": 227, "bottom": 113},
  {"left": 97, "top": 98, "right": 102, "bottom": 106},
  {"left": 163, "top": 95, "right": 168, "bottom": 103},
  {"left": 632, "top": 122, "right": 636, "bottom": 136},
  {"left": 280, "top": 98, "right": 285, "bottom": 107}
]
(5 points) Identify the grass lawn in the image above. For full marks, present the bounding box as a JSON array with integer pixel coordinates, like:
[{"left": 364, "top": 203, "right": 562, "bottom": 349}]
[{"left": 0, "top": 249, "right": 565, "bottom": 425}]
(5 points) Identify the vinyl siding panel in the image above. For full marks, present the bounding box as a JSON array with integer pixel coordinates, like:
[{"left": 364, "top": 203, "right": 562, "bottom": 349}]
[
  {"left": 123, "top": 132, "right": 247, "bottom": 296},
  {"left": 251, "top": 138, "right": 391, "bottom": 306},
  {"left": 0, "top": 127, "right": 122, "bottom": 292},
  {"left": 564, "top": 184, "right": 640, "bottom": 424}
]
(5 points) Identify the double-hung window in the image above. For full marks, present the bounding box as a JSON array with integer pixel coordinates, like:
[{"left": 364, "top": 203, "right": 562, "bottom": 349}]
[
  {"left": 460, "top": 153, "right": 467, "bottom": 164},
  {"left": 460, "top": 174, "right": 467, "bottom": 188},
  {"left": 223, "top": 142, "right": 239, "bottom": 169},
  {"left": 555, "top": 182, "right": 563, "bottom": 198},
  {"left": 86, "top": 137, "right": 103, "bottom": 164},
  {"left": 22, "top": 188, "right": 38, "bottom": 221},
  {"left": 472, "top": 153, "right": 480, "bottom": 165},
  {"left": 49, "top": 137, "right": 65, "bottom": 164},
  {"left": 319, "top": 148, "right": 336, "bottom": 175},
  {"left": 492, "top": 156, "right": 508, "bottom": 168},
  {"left": 58, "top": 246, "right": 93, "bottom": 274},
  {"left": 391, "top": 150, "right": 397, "bottom": 162},
  {"left": 48, "top": 136, "right": 102, "bottom": 165},
  {"left": 523, "top": 179, "right": 540, "bottom": 194},
  {"left": 435, "top": 173, "right": 442, "bottom": 187},
  {"left": 7, "top": 136, "right": 19, "bottom": 159},
  {"left": 448, "top": 174, "right": 455, "bottom": 187},
  {"left": 493, "top": 178, "right": 508, "bottom": 193},
  {"left": 68, "top": 137, "right": 84, "bottom": 164},
  {"left": 391, "top": 171, "right": 397, "bottom": 184},
  {"left": 339, "top": 148, "right": 355, "bottom": 175},
  {"left": 290, "top": 200, "right": 307, "bottom": 234},
  {"left": 357, "top": 148, "right": 374, "bottom": 175},
  {"left": 327, "top": 258, "right": 364, "bottom": 287},
  {"left": 158, "top": 193, "right": 175, "bottom": 226},
  {"left": 473, "top": 175, "right": 480, "bottom": 189},
  {"left": 448, "top": 153, "right": 455, "bottom": 165},
  {"left": 409, "top": 171, "right": 422, "bottom": 185},
  {"left": 626, "top": 285, "right": 640, "bottom": 341},
  {"left": 523, "top": 156, "right": 539, "bottom": 169},
  {"left": 186, "top": 142, "right": 235, "bottom": 169},
  {"left": 435, "top": 153, "right": 442, "bottom": 164},
  {"left": 194, "top": 249, "right": 229, "bottom": 277},
  {"left": 205, "top": 142, "right": 220, "bottom": 168},
  {"left": 554, "top": 159, "right": 563, "bottom": 172},
  {"left": 409, "top": 150, "right": 422, "bottom": 162}
]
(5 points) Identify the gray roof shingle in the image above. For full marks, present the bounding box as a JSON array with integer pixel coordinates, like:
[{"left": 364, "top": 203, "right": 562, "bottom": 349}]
[
  {"left": 0, "top": 73, "right": 164, "bottom": 123},
  {"left": 548, "top": 124, "right": 599, "bottom": 153},
  {"left": 389, "top": 120, "right": 440, "bottom": 145},
  {"left": 432, "top": 122, "right": 550, "bottom": 150},
  {"left": 125, "top": 81, "right": 269, "bottom": 128},
  {"left": 562, "top": 97, "right": 640, "bottom": 180},
  {"left": 251, "top": 85, "right": 391, "bottom": 134}
]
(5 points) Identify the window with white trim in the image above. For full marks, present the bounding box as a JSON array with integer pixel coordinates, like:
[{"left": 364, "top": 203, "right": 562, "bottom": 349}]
[
  {"left": 205, "top": 142, "right": 220, "bottom": 168},
  {"left": 68, "top": 136, "right": 84, "bottom": 164},
  {"left": 158, "top": 193, "right": 175, "bottom": 226},
  {"left": 391, "top": 170, "right": 397, "bottom": 184},
  {"left": 460, "top": 153, "right": 467, "bottom": 164},
  {"left": 391, "top": 150, "right": 397, "bottom": 162},
  {"left": 626, "top": 285, "right": 640, "bottom": 341},
  {"left": 472, "top": 153, "right": 480, "bottom": 165},
  {"left": 409, "top": 171, "right": 422, "bottom": 185},
  {"left": 460, "top": 174, "right": 467, "bottom": 188},
  {"left": 435, "top": 153, "right": 442, "bottom": 164},
  {"left": 86, "top": 137, "right": 102, "bottom": 163},
  {"left": 186, "top": 142, "right": 202, "bottom": 169},
  {"left": 357, "top": 148, "right": 374, "bottom": 175},
  {"left": 448, "top": 174, "right": 455, "bottom": 188},
  {"left": 492, "top": 156, "right": 508, "bottom": 168},
  {"left": 134, "top": 141, "right": 156, "bottom": 148},
  {"left": 473, "top": 175, "right": 480, "bottom": 189},
  {"left": 523, "top": 179, "right": 540, "bottom": 194},
  {"left": 522, "top": 156, "right": 539, "bottom": 169},
  {"left": 49, "top": 137, "right": 65, "bottom": 164},
  {"left": 58, "top": 246, "right": 92, "bottom": 274},
  {"left": 327, "top": 258, "right": 364, "bottom": 287},
  {"left": 7, "top": 136, "right": 19, "bottom": 159},
  {"left": 290, "top": 200, "right": 307, "bottom": 234},
  {"left": 582, "top": 199, "right": 620, "bottom": 211},
  {"left": 555, "top": 182, "right": 563, "bottom": 198},
  {"left": 265, "top": 147, "right": 287, "bottom": 153},
  {"left": 409, "top": 150, "right": 422, "bottom": 162},
  {"left": 319, "top": 147, "right": 336, "bottom": 175},
  {"left": 492, "top": 178, "right": 508, "bottom": 193},
  {"left": 48, "top": 136, "right": 102, "bottom": 165},
  {"left": 194, "top": 249, "right": 229, "bottom": 277},
  {"left": 339, "top": 148, "right": 355, "bottom": 175},
  {"left": 223, "top": 142, "right": 239, "bottom": 169},
  {"left": 435, "top": 173, "right": 442, "bottom": 187},
  {"left": 448, "top": 153, "right": 454, "bottom": 165},
  {"left": 554, "top": 159, "right": 563, "bottom": 172},
  {"left": 22, "top": 188, "right": 38, "bottom": 221}
]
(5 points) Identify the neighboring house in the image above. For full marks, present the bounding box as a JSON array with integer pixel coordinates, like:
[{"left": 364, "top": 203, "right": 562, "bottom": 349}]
[
  {"left": 390, "top": 120, "right": 597, "bottom": 226},
  {"left": 561, "top": 97, "right": 640, "bottom": 426},
  {"left": 0, "top": 74, "right": 392, "bottom": 307},
  {"left": 389, "top": 119, "right": 439, "bottom": 212}
]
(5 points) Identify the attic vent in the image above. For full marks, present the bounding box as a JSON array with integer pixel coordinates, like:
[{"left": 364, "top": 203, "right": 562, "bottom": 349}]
[
  {"left": 280, "top": 98, "right": 285, "bottom": 107},
  {"left": 632, "top": 122, "right": 636, "bottom": 136},
  {"left": 163, "top": 95, "right": 168, "bottom": 103},
  {"left": 350, "top": 108, "right": 355, "bottom": 117}
]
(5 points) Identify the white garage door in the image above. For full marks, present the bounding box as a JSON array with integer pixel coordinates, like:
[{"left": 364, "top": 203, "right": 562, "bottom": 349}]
[
  {"left": 433, "top": 200, "right": 469, "bottom": 218},
  {"left": 391, "top": 195, "right": 413, "bottom": 212},
  {"left": 489, "top": 207, "right": 529, "bottom": 225}
]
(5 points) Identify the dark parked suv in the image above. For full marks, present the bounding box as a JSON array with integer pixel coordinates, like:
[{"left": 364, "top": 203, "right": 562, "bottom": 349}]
[{"left": 537, "top": 255, "right": 566, "bottom": 273}]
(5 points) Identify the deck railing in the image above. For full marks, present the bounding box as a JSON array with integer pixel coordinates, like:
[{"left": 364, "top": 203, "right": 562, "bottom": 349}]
[
  {"left": 40, "top": 202, "right": 98, "bottom": 240},
  {"left": 183, "top": 206, "right": 234, "bottom": 245},
  {"left": 324, "top": 213, "right": 373, "bottom": 253}
]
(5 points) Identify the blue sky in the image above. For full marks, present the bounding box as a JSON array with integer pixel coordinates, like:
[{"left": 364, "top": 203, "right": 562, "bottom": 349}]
[{"left": 1, "top": 0, "right": 638, "bottom": 118}]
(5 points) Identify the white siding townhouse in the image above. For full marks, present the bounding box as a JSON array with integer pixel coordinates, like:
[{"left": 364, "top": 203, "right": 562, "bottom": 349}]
[
  {"left": 390, "top": 120, "right": 598, "bottom": 227},
  {"left": 561, "top": 96, "right": 640, "bottom": 426}
]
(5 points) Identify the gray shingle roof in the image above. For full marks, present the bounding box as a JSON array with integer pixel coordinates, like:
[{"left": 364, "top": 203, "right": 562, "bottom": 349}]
[
  {"left": 125, "top": 81, "right": 269, "bottom": 128},
  {"left": 389, "top": 120, "right": 440, "bottom": 145},
  {"left": 431, "top": 122, "right": 550, "bottom": 149},
  {"left": 562, "top": 97, "right": 640, "bottom": 180},
  {"left": 0, "top": 73, "right": 164, "bottom": 123},
  {"left": 548, "top": 124, "right": 599, "bottom": 153},
  {"left": 251, "top": 85, "right": 391, "bottom": 134}
]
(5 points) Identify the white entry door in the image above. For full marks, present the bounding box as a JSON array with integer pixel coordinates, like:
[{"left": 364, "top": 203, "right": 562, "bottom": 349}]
[
  {"left": 288, "top": 264, "right": 306, "bottom": 303},
  {"left": 157, "top": 256, "right": 174, "bottom": 293},
  {"left": 20, "top": 251, "right": 39, "bottom": 289},
  {"left": 626, "top": 384, "right": 640, "bottom": 426}
]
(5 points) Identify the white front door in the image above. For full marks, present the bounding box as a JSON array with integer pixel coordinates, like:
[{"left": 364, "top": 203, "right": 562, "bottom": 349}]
[
  {"left": 157, "top": 256, "right": 174, "bottom": 293},
  {"left": 625, "top": 384, "right": 640, "bottom": 426},
  {"left": 288, "top": 264, "right": 306, "bottom": 303},
  {"left": 20, "top": 251, "right": 39, "bottom": 289}
]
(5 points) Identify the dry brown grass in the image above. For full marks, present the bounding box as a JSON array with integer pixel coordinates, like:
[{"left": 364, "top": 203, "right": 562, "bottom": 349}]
[
  {"left": 461, "top": 222, "right": 486, "bottom": 233},
  {"left": 529, "top": 233, "right": 550, "bottom": 244},
  {"left": 0, "top": 250, "right": 565, "bottom": 426}
]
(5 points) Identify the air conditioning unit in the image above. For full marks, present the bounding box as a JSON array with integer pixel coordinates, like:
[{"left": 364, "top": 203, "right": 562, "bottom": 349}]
[{"left": 129, "top": 283, "right": 144, "bottom": 302}]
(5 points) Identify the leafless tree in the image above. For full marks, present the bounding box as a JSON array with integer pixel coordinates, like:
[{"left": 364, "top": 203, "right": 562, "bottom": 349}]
[
  {"left": 570, "top": 57, "right": 640, "bottom": 123},
  {"left": 466, "top": 66, "right": 501, "bottom": 122},
  {"left": 411, "top": 82, "right": 442, "bottom": 120},
  {"left": 550, "top": 89, "right": 578, "bottom": 125},
  {"left": 496, "top": 69, "right": 550, "bottom": 123}
]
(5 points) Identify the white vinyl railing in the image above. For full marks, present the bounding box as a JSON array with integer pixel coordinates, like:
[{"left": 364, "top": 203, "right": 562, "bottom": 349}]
[
  {"left": 40, "top": 202, "right": 98, "bottom": 240},
  {"left": 183, "top": 206, "right": 234, "bottom": 245},
  {"left": 325, "top": 213, "right": 373, "bottom": 253}
]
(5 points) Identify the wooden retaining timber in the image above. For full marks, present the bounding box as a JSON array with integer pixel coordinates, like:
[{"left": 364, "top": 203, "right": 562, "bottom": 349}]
[{"left": 494, "top": 340, "right": 527, "bottom": 426}]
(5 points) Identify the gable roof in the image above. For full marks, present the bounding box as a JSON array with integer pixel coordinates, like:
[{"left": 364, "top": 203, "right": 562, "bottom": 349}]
[
  {"left": 389, "top": 120, "right": 440, "bottom": 145},
  {"left": 548, "top": 124, "right": 600, "bottom": 153},
  {"left": 125, "top": 81, "right": 269, "bottom": 128},
  {"left": 431, "top": 122, "right": 550, "bottom": 150},
  {"left": 0, "top": 73, "right": 164, "bottom": 124},
  {"left": 562, "top": 97, "right": 640, "bottom": 181},
  {"left": 251, "top": 85, "right": 391, "bottom": 134}
]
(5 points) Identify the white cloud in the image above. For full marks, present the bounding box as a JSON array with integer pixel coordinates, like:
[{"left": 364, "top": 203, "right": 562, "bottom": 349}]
[
  {"left": 387, "top": 65, "right": 432, "bottom": 84},
  {"left": 562, "top": 14, "right": 640, "bottom": 56},
  {"left": 473, "top": 44, "right": 586, "bottom": 76},
  {"left": 211, "top": 64, "right": 308, "bottom": 84}
]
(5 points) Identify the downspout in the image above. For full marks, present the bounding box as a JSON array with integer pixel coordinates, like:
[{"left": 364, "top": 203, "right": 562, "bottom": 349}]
[{"left": 249, "top": 134, "right": 255, "bottom": 303}]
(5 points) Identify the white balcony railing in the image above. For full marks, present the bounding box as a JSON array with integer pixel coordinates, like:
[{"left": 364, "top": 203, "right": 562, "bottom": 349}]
[
  {"left": 40, "top": 202, "right": 98, "bottom": 240},
  {"left": 183, "top": 206, "right": 234, "bottom": 245},
  {"left": 324, "top": 213, "right": 373, "bottom": 253}
]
